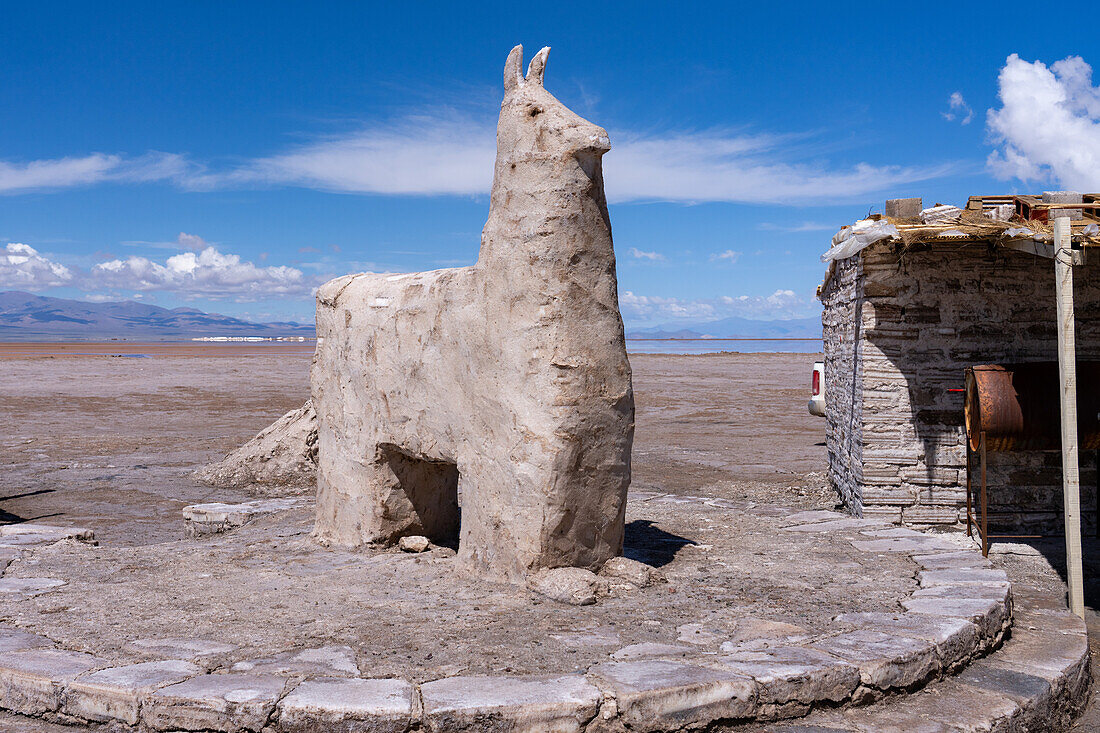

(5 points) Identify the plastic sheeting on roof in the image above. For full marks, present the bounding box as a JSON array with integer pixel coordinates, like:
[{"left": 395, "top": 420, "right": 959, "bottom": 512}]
[
  {"left": 920, "top": 205, "right": 963, "bottom": 224},
  {"left": 821, "top": 219, "right": 899, "bottom": 262}
]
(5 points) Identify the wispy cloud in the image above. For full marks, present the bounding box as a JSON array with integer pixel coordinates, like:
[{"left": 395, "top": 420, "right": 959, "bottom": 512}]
[
  {"left": 84, "top": 292, "right": 151, "bottom": 303},
  {"left": 215, "top": 120, "right": 954, "bottom": 204},
  {"left": 757, "top": 221, "right": 835, "bottom": 232},
  {"left": 605, "top": 132, "right": 955, "bottom": 204},
  {"left": 628, "top": 247, "right": 665, "bottom": 261},
  {"left": 0, "top": 152, "right": 189, "bottom": 194},
  {"left": 987, "top": 53, "right": 1100, "bottom": 190},
  {"left": 942, "top": 91, "right": 974, "bottom": 125},
  {"left": 709, "top": 249, "right": 740, "bottom": 263},
  {"left": 191, "top": 115, "right": 496, "bottom": 195},
  {"left": 619, "top": 288, "right": 813, "bottom": 326},
  {"left": 0, "top": 243, "right": 73, "bottom": 289},
  {"left": 121, "top": 232, "right": 215, "bottom": 252},
  {"left": 0, "top": 112, "right": 958, "bottom": 204}
]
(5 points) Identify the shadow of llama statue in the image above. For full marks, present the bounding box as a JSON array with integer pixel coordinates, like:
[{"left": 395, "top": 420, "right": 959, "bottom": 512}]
[{"left": 311, "top": 45, "right": 634, "bottom": 581}]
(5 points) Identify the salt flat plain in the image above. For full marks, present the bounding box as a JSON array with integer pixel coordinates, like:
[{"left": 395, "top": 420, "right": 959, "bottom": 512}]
[{"left": 0, "top": 347, "right": 827, "bottom": 545}]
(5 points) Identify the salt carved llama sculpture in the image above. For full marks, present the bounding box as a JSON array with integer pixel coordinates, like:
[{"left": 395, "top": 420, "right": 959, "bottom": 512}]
[{"left": 311, "top": 45, "right": 634, "bottom": 581}]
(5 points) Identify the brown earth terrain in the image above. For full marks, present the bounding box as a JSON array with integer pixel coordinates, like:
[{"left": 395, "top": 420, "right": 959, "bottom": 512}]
[{"left": 0, "top": 347, "right": 1095, "bottom": 729}]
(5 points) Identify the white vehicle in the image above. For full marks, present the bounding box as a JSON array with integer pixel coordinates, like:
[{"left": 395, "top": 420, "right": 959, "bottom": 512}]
[{"left": 808, "top": 361, "right": 825, "bottom": 417}]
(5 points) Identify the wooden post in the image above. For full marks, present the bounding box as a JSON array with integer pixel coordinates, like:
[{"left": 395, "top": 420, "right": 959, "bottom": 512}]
[{"left": 1054, "top": 215, "right": 1086, "bottom": 619}]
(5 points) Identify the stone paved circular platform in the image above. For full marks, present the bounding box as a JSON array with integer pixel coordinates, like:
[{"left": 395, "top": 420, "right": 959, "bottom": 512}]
[{"left": 0, "top": 495, "right": 1016, "bottom": 731}]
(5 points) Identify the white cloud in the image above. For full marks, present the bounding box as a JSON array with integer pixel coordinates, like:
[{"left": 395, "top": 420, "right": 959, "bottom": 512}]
[
  {"left": 987, "top": 54, "right": 1100, "bottom": 190},
  {"left": 0, "top": 243, "right": 73, "bottom": 289},
  {"left": 942, "top": 91, "right": 973, "bottom": 124},
  {"left": 193, "top": 116, "right": 496, "bottom": 195},
  {"left": 262, "top": 119, "right": 953, "bottom": 204},
  {"left": 226, "top": 119, "right": 952, "bottom": 204},
  {"left": 605, "top": 131, "right": 955, "bottom": 204},
  {"left": 0, "top": 111, "right": 955, "bottom": 204},
  {"left": 628, "top": 247, "right": 665, "bottom": 261},
  {"left": 176, "top": 232, "right": 209, "bottom": 251},
  {"left": 758, "top": 221, "right": 835, "bottom": 232},
  {"left": 0, "top": 152, "right": 188, "bottom": 194},
  {"left": 619, "top": 288, "right": 813, "bottom": 326},
  {"left": 121, "top": 231, "right": 214, "bottom": 251},
  {"left": 90, "top": 246, "right": 318, "bottom": 300},
  {"left": 709, "top": 249, "right": 740, "bottom": 263}
]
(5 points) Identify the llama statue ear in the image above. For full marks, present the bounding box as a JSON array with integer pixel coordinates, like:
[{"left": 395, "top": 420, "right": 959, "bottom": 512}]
[
  {"left": 504, "top": 45, "right": 524, "bottom": 91},
  {"left": 526, "top": 47, "right": 550, "bottom": 86}
]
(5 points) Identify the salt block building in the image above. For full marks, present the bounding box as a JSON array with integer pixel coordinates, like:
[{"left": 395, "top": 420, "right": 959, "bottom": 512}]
[{"left": 819, "top": 193, "right": 1100, "bottom": 532}]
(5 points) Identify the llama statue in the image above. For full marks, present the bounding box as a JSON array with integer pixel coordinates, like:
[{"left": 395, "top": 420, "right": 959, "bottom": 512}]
[{"left": 311, "top": 45, "right": 634, "bottom": 582}]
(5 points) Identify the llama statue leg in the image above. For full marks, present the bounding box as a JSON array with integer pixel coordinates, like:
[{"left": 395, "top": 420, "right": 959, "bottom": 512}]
[
  {"left": 314, "top": 434, "right": 460, "bottom": 548},
  {"left": 455, "top": 436, "right": 630, "bottom": 582}
]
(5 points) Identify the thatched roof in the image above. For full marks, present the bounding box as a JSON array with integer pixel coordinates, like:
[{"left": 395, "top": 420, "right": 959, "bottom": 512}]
[{"left": 818, "top": 194, "right": 1100, "bottom": 295}]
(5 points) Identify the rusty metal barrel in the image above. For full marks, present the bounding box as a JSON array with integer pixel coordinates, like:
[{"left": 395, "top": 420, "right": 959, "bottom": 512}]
[{"left": 964, "top": 362, "right": 1100, "bottom": 452}]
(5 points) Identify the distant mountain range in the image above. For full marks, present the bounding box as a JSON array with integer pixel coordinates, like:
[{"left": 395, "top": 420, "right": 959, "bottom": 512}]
[
  {"left": 0, "top": 292, "right": 315, "bottom": 341},
  {"left": 626, "top": 315, "right": 821, "bottom": 340},
  {"left": 0, "top": 291, "right": 821, "bottom": 342}
]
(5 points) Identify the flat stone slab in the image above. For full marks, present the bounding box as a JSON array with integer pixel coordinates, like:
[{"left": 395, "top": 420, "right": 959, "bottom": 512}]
[
  {"left": 910, "top": 582, "right": 1010, "bottom": 600},
  {"left": 718, "top": 617, "right": 811, "bottom": 650},
  {"left": 917, "top": 568, "right": 1008, "bottom": 586},
  {"left": 809, "top": 630, "right": 938, "bottom": 690},
  {"left": 276, "top": 677, "right": 416, "bottom": 733},
  {"left": 900, "top": 597, "right": 1008, "bottom": 638},
  {"left": 812, "top": 676, "right": 1023, "bottom": 732},
  {"left": 64, "top": 659, "right": 202, "bottom": 725},
  {"left": 781, "top": 519, "right": 882, "bottom": 533},
  {"left": 910, "top": 550, "right": 992, "bottom": 570},
  {"left": 833, "top": 612, "right": 980, "bottom": 669},
  {"left": 125, "top": 638, "right": 236, "bottom": 663},
  {"left": 860, "top": 527, "right": 927, "bottom": 538},
  {"left": 0, "top": 649, "right": 106, "bottom": 715},
  {"left": 0, "top": 629, "right": 53, "bottom": 654},
  {"left": 145, "top": 672, "right": 287, "bottom": 732},
  {"left": 0, "top": 578, "right": 66, "bottom": 596},
  {"left": 676, "top": 621, "right": 727, "bottom": 647},
  {"left": 231, "top": 645, "right": 359, "bottom": 677},
  {"left": 590, "top": 659, "right": 756, "bottom": 731},
  {"left": 610, "top": 643, "right": 693, "bottom": 660},
  {"left": 781, "top": 510, "right": 846, "bottom": 526},
  {"left": 0, "top": 525, "right": 95, "bottom": 547},
  {"left": 420, "top": 674, "right": 600, "bottom": 732},
  {"left": 716, "top": 645, "right": 859, "bottom": 706},
  {"left": 851, "top": 537, "right": 957, "bottom": 553},
  {"left": 183, "top": 499, "right": 302, "bottom": 536},
  {"left": 986, "top": 628, "right": 1089, "bottom": 682}
]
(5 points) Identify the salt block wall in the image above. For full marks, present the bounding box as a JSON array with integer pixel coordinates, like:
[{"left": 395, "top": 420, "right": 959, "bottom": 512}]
[
  {"left": 824, "top": 241, "right": 1099, "bottom": 531},
  {"left": 821, "top": 255, "right": 864, "bottom": 515}
]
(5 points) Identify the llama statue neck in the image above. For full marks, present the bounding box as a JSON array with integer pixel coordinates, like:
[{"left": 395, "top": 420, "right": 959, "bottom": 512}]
[{"left": 478, "top": 45, "right": 614, "bottom": 287}]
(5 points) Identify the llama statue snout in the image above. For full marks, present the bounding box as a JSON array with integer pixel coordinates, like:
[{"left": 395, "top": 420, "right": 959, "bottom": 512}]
[{"left": 311, "top": 45, "right": 634, "bottom": 582}]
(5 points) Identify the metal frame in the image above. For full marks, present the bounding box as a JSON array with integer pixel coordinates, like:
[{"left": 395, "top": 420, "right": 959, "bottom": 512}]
[{"left": 965, "top": 431, "right": 1099, "bottom": 557}]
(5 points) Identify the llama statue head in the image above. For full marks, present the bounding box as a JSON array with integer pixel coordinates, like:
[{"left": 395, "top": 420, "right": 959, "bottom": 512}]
[
  {"left": 499, "top": 45, "right": 611, "bottom": 164},
  {"left": 479, "top": 45, "right": 615, "bottom": 274}
]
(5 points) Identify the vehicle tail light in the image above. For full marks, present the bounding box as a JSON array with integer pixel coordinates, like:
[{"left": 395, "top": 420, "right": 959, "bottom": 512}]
[{"left": 812, "top": 369, "right": 820, "bottom": 396}]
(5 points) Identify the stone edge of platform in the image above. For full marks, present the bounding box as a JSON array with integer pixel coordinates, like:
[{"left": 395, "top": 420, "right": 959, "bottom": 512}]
[
  {"left": 757, "top": 587, "right": 1091, "bottom": 732},
  {"left": 0, "top": 499, "right": 1026, "bottom": 732}
]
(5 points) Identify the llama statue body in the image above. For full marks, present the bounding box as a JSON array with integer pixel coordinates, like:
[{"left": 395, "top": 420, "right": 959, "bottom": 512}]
[{"left": 311, "top": 45, "right": 634, "bottom": 581}]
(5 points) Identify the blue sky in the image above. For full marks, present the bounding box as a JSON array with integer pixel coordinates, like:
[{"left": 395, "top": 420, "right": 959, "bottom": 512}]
[{"left": 2, "top": 2, "right": 1099, "bottom": 327}]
